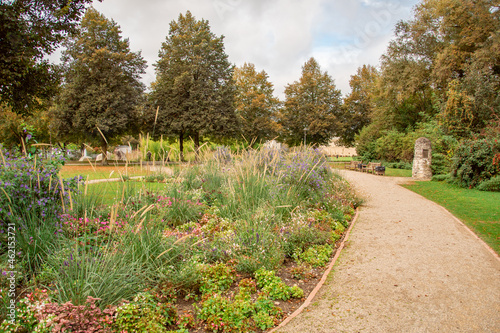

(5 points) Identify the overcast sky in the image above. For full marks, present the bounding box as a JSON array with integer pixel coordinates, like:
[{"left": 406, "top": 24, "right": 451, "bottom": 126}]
[{"left": 91, "top": 0, "right": 420, "bottom": 98}]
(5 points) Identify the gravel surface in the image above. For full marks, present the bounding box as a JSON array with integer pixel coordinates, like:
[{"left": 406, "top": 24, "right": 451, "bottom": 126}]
[{"left": 277, "top": 170, "right": 500, "bottom": 333}]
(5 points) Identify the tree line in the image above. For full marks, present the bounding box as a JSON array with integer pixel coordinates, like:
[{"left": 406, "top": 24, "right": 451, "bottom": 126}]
[{"left": 1, "top": 0, "right": 498, "bottom": 166}]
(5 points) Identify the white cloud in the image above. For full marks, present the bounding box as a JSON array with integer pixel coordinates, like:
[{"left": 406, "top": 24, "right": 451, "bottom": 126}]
[{"left": 89, "top": 0, "right": 418, "bottom": 98}]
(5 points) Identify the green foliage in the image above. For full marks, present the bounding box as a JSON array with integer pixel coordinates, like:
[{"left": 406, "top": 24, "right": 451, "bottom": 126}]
[
  {"left": 113, "top": 292, "right": 177, "bottom": 332},
  {"left": 451, "top": 138, "right": 500, "bottom": 188},
  {"left": 280, "top": 57, "right": 342, "bottom": 146},
  {"left": 0, "top": 146, "right": 360, "bottom": 330},
  {"left": 477, "top": 176, "right": 500, "bottom": 192},
  {"left": 0, "top": 0, "right": 94, "bottom": 115},
  {"left": 52, "top": 7, "right": 146, "bottom": 163},
  {"left": 432, "top": 174, "right": 450, "bottom": 182},
  {"left": 150, "top": 11, "right": 238, "bottom": 157},
  {"left": 46, "top": 243, "right": 145, "bottom": 307},
  {"left": 234, "top": 63, "right": 281, "bottom": 145},
  {"left": 296, "top": 244, "right": 333, "bottom": 268},
  {"left": 196, "top": 279, "right": 283, "bottom": 332},
  {"left": 254, "top": 268, "right": 303, "bottom": 301},
  {"left": 199, "top": 263, "right": 236, "bottom": 295},
  {"left": 340, "top": 65, "right": 379, "bottom": 146},
  {"left": 353, "top": 0, "right": 498, "bottom": 162}
]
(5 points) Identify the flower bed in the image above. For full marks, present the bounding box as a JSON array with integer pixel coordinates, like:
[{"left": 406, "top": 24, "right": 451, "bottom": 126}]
[{"left": 0, "top": 146, "right": 361, "bottom": 332}]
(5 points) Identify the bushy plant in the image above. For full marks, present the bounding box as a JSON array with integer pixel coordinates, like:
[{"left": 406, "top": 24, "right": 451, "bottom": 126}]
[
  {"left": 0, "top": 149, "right": 81, "bottom": 224},
  {"left": 113, "top": 292, "right": 177, "bottom": 333},
  {"left": 45, "top": 242, "right": 145, "bottom": 306},
  {"left": 451, "top": 138, "right": 500, "bottom": 188},
  {"left": 476, "top": 175, "right": 500, "bottom": 192},
  {"left": 296, "top": 244, "right": 333, "bottom": 268},
  {"left": 196, "top": 278, "right": 283, "bottom": 332},
  {"left": 432, "top": 174, "right": 451, "bottom": 182},
  {"left": 281, "top": 213, "right": 331, "bottom": 257},
  {"left": 277, "top": 147, "right": 329, "bottom": 196},
  {"left": 199, "top": 262, "right": 236, "bottom": 295},
  {"left": 0, "top": 292, "right": 115, "bottom": 333},
  {"left": 254, "top": 268, "right": 303, "bottom": 301},
  {"left": 213, "top": 146, "right": 232, "bottom": 164},
  {"left": 233, "top": 220, "right": 284, "bottom": 274}
]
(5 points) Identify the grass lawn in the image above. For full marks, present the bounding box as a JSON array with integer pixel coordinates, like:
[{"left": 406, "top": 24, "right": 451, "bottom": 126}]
[
  {"left": 385, "top": 168, "right": 412, "bottom": 177},
  {"left": 329, "top": 162, "right": 412, "bottom": 178},
  {"left": 60, "top": 163, "right": 186, "bottom": 181},
  {"left": 80, "top": 180, "right": 169, "bottom": 205},
  {"left": 402, "top": 181, "right": 500, "bottom": 255}
]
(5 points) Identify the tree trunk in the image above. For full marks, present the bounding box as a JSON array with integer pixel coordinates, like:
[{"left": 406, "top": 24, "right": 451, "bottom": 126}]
[
  {"left": 194, "top": 131, "right": 200, "bottom": 162},
  {"left": 101, "top": 140, "right": 108, "bottom": 166},
  {"left": 179, "top": 131, "right": 185, "bottom": 162}
]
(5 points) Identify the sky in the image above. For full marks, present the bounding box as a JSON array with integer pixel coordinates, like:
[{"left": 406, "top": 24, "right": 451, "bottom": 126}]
[{"left": 90, "top": 0, "right": 420, "bottom": 98}]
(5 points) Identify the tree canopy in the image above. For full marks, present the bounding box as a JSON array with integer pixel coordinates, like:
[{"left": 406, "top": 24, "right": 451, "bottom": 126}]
[
  {"left": 340, "top": 65, "right": 379, "bottom": 147},
  {"left": 280, "top": 57, "right": 342, "bottom": 146},
  {"left": 52, "top": 8, "right": 146, "bottom": 164},
  {"left": 233, "top": 63, "right": 281, "bottom": 146},
  {"left": 150, "top": 11, "right": 237, "bottom": 159},
  {"left": 0, "top": 0, "right": 96, "bottom": 115}
]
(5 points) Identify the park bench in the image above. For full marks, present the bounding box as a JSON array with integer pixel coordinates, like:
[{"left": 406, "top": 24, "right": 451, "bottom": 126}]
[
  {"left": 345, "top": 160, "right": 361, "bottom": 170},
  {"left": 362, "top": 162, "right": 381, "bottom": 173}
]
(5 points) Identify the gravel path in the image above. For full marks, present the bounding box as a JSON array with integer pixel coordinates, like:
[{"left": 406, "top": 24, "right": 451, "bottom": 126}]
[{"left": 277, "top": 170, "right": 500, "bottom": 333}]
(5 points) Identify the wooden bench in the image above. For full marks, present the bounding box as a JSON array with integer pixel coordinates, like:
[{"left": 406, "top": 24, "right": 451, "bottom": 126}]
[
  {"left": 345, "top": 160, "right": 361, "bottom": 170},
  {"left": 362, "top": 162, "right": 381, "bottom": 173}
]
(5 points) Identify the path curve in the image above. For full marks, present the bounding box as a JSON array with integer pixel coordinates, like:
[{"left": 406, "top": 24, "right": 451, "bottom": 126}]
[{"left": 277, "top": 170, "right": 500, "bottom": 332}]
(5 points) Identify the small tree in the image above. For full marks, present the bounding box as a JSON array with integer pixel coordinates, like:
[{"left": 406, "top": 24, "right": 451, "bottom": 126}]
[
  {"left": 280, "top": 58, "right": 342, "bottom": 146},
  {"left": 150, "top": 11, "right": 237, "bottom": 160},
  {"left": 52, "top": 8, "right": 146, "bottom": 164}
]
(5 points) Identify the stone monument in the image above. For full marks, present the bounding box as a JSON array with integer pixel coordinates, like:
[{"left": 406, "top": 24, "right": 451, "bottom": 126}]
[{"left": 412, "top": 137, "right": 432, "bottom": 180}]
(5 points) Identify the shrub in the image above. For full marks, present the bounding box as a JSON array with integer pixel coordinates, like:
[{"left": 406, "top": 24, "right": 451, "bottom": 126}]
[
  {"left": 0, "top": 149, "right": 81, "bottom": 224},
  {"left": 477, "top": 175, "right": 500, "bottom": 192},
  {"left": 451, "top": 138, "right": 500, "bottom": 188},
  {"left": 0, "top": 293, "right": 115, "bottom": 333},
  {"left": 145, "top": 173, "right": 166, "bottom": 182},
  {"left": 39, "top": 296, "right": 116, "bottom": 333},
  {"left": 432, "top": 174, "right": 450, "bottom": 182}
]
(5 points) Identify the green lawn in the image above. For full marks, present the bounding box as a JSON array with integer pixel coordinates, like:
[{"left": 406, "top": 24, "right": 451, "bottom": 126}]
[
  {"left": 402, "top": 181, "right": 500, "bottom": 255},
  {"left": 329, "top": 162, "right": 412, "bottom": 178},
  {"left": 79, "top": 180, "right": 169, "bottom": 206},
  {"left": 385, "top": 168, "right": 412, "bottom": 177}
]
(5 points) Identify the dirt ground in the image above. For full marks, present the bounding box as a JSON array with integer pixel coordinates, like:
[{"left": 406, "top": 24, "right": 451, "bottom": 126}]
[{"left": 276, "top": 170, "right": 500, "bottom": 333}]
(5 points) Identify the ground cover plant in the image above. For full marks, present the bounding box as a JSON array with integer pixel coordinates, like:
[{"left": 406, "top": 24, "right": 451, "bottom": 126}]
[
  {"left": 0, "top": 146, "right": 361, "bottom": 332},
  {"left": 403, "top": 181, "right": 500, "bottom": 255}
]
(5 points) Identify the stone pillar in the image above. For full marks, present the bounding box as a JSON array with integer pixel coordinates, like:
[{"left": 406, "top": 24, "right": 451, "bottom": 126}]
[{"left": 412, "top": 137, "right": 432, "bottom": 180}]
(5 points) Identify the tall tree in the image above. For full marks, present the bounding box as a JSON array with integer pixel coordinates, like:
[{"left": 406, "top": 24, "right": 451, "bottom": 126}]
[
  {"left": 280, "top": 57, "right": 342, "bottom": 146},
  {"left": 340, "top": 65, "right": 379, "bottom": 146},
  {"left": 0, "top": 0, "right": 95, "bottom": 115},
  {"left": 233, "top": 63, "right": 281, "bottom": 146},
  {"left": 150, "top": 11, "right": 237, "bottom": 160},
  {"left": 52, "top": 8, "right": 146, "bottom": 165},
  {"left": 379, "top": 0, "right": 499, "bottom": 136}
]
